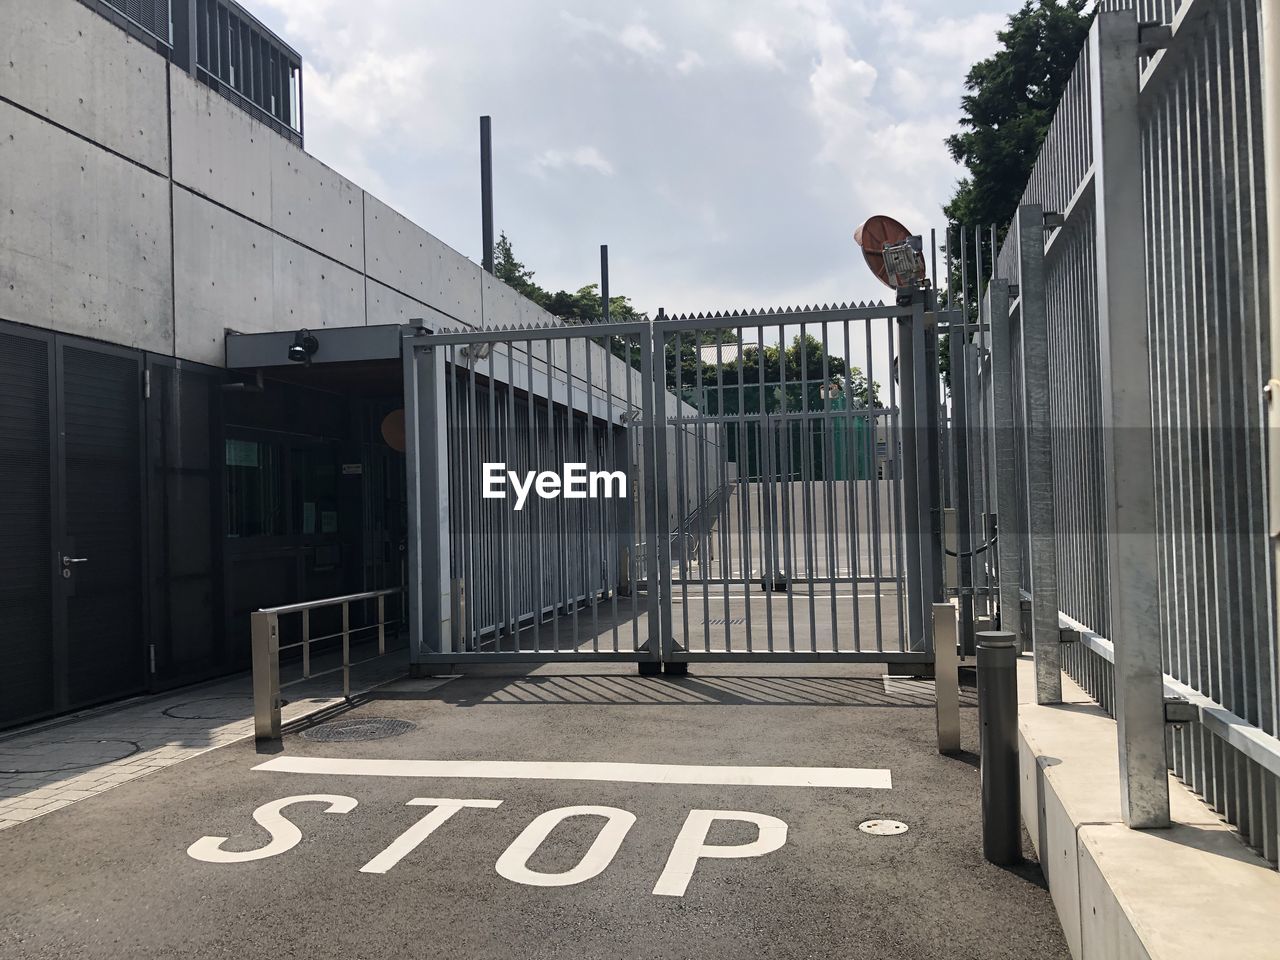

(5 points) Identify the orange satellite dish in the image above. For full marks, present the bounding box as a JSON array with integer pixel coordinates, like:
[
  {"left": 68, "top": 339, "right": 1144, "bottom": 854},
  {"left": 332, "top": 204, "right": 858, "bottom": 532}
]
[{"left": 854, "top": 215, "right": 925, "bottom": 290}]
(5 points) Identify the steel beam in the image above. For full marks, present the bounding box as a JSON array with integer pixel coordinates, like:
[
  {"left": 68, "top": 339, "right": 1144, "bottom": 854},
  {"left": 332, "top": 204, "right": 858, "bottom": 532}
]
[
  {"left": 1015, "top": 204, "right": 1063, "bottom": 704},
  {"left": 1090, "top": 8, "right": 1170, "bottom": 829},
  {"left": 987, "top": 278, "right": 1023, "bottom": 650}
]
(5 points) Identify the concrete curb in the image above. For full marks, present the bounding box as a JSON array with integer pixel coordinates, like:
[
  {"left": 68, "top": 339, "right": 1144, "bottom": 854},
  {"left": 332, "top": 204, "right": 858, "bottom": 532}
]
[{"left": 1015, "top": 657, "right": 1276, "bottom": 959}]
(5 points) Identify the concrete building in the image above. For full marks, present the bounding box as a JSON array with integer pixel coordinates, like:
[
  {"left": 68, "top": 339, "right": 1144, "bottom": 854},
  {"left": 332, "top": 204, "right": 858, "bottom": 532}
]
[{"left": 0, "top": 0, "right": 666, "bottom": 728}]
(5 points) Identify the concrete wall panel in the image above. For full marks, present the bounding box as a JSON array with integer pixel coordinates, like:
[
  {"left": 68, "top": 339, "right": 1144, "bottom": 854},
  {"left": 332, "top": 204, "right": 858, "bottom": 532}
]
[
  {"left": 270, "top": 140, "right": 365, "bottom": 271},
  {"left": 365, "top": 279, "right": 454, "bottom": 329},
  {"left": 363, "top": 193, "right": 481, "bottom": 328},
  {"left": 0, "top": 0, "right": 169, "bottom": 172},
  {"left": 272, "top": 235, "right": 365, "bottom": 333},
  {"left": 0, "top": 102, "right": 172, "bottom": 352},
  {"left": 170, "top": 68, "right": 271, "bottom": 224},
  {"left": 481, "top": 271, "right": 524, "bottom": 329},
  {"left": 172, "top": 190, "right": 272, "bottom": 366}
]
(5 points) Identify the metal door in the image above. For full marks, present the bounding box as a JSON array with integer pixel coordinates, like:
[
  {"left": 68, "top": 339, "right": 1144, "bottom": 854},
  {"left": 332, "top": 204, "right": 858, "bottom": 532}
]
[
  {"left": 404, "top": 322, "right": 663, "bottom": 668},
  {"left": 55, "top": 338, "right": 147, "bottom": 709},
  {"left": 404, "top": 301, "right": 940, "bottom": 671},
  {"left": 651, "top": 303, "right": 935, "bottom": 666}
]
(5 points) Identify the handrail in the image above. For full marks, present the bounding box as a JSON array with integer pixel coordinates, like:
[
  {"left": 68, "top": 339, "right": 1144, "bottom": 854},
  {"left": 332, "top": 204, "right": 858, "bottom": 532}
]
[{"left": 252, "top": 587, "right": 406, "bottom": 740}]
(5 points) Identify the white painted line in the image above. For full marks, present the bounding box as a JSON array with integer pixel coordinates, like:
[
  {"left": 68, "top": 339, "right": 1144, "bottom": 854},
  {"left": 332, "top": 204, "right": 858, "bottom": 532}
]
[{"left": 253, "top": 756, "right": 891, "bottom": 789}]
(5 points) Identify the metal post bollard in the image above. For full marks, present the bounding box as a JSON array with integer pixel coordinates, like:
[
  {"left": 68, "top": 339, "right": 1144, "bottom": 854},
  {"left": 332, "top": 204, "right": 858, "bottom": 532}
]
[
  {"left": 251, "top": 611, "right": 281, "bottom": 741},
  {"left": 977, "top": 630, "right": 1021, "bottom": 864}
]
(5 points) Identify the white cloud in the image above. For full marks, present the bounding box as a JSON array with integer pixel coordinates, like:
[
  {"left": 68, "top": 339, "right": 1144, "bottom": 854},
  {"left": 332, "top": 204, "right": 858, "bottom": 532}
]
[
  {"left": 535, "top": 146, "right": 616, "bottom": 177},
  {"left": 619, "top": 23, "right": 665, "bottom": 57},
  {"left": 731, "top": 27, "right": 784, "bottom": 69},
  {"left": 244, "top": 0, "right": 1016, "bottom": 314},
  {"left": 675, "top": 50, "right": 704, "bottom": 75}
]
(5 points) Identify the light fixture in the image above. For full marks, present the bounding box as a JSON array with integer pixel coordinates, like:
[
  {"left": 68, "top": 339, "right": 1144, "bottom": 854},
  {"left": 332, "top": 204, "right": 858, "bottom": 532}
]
[{"left": 288, "top": 329, "right": 319, "bottom": 364}]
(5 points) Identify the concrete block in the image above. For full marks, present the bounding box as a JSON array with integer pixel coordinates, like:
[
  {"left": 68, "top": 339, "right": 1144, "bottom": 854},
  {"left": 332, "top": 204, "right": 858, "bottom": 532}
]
[
  {"left": 170, "top": 67, "right": 271, "bottom": 224},
  {"left": 0, "top": 0, "right": 169, "bottom": 172},
  {"left": 172, "top": 190, "right": 272, "bottom": 366},
  {"left": 271, "top": 235, "right": 365, "bottom": 332},
  {"left": 0, "top": 102, "right": 172, "bottom": 353},
  {"left": 1079, "top": 821, "right": 1278, "bottom": 960},
  {"left": 269, "top": 140, "right": 365, "bottom": 271}
]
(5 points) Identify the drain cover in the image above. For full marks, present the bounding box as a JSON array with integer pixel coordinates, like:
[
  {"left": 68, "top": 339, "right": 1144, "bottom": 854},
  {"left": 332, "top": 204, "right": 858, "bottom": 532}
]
[
  {"left": 302, "top": 717, "right": 416, "bottom": 743},
  {"left": 163, "top": 696, "right": 254, "bottom": 720},
  {"left": 858, "top": 819, "right": 908, "bottom": 836}
]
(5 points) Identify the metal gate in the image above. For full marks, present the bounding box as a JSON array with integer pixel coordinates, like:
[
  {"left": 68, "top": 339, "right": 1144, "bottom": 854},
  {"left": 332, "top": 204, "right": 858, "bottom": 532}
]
[{"left": 403, "top": 298, "right": 942, "bottom": 672}]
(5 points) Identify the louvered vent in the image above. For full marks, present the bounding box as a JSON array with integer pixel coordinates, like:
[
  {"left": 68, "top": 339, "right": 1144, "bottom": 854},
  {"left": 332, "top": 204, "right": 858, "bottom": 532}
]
[{"left": 98, "top": 0, "right": 171, "bottom": 44}]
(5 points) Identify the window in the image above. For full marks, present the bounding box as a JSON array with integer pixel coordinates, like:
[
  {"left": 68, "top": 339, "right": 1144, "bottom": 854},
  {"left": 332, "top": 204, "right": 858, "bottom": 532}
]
[{"left": 224, "top": 438, "right": 283, "bottom": 537}]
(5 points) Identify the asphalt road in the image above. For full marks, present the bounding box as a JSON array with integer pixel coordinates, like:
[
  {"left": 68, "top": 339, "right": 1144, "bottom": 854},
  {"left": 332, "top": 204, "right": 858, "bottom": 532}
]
[{"left": 0, "top": 664, "right": 1069, "bottom": 960}]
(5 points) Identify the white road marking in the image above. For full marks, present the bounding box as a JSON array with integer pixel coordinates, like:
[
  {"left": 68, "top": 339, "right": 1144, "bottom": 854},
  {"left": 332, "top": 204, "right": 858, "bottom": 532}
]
[
  {"left": 187, "top": 794, "right": 356, "bottom": 864},
  {"left": 495, "top": 806, "right": 636, "bottom": 887},
  {"left": 359, "top": 798, "right": 503, "bottom": 875},
  {"left": 253, "top": 757, "right": 891, "bottom": 790},
  {"left": 653, "top": 810, "right": 789, "bottom": 897}
]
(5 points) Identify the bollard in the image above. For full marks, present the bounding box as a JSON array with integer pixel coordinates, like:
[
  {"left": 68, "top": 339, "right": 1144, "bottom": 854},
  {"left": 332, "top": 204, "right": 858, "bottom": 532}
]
[{"left": 977, "top": 630, "right": 1021, "bottom": 864}]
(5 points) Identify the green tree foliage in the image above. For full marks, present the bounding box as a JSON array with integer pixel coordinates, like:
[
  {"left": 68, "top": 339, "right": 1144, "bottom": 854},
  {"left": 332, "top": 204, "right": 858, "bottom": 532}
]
[
  {"left": 944, "top": 0, "right": 1093, "bottom": 230},
  {"left": 941, "top": 0, "right": 1092, "bottom": 385}
]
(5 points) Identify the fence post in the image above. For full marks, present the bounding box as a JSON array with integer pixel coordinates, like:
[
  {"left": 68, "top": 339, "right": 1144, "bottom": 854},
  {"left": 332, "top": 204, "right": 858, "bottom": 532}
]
[
  {"left": 1014, "top": 204, "right": 1063, "bottom": 704},
  {"left": 934, "top": 602, "right": 961, "bottom": 754},
  {"left": 251, "top": 611, "right": 281, "bottom": 741},
  {"left": 1089, "top": 8, "right": 1170, "bottom": 829},
  {"left": 986, "top": 278, "right": 1023, "bottom": 649}
]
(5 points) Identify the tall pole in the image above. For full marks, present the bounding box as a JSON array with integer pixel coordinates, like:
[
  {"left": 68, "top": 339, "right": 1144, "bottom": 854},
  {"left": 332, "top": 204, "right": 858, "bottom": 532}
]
[
  {"left": 1259, "top": 1, "right": 1280, "bottom": 747},
  {"left": 600, "top": 244, "right": 610, "bottom": 323},
  {"left": 480, "top": 116, "right": 494, "bottom": 274}
]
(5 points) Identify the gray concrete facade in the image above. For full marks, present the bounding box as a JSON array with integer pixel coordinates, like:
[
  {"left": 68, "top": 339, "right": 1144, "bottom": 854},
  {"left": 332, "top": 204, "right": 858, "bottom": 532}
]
[{"left": 0, "top": 0, "right": 574, "bottom": 368}]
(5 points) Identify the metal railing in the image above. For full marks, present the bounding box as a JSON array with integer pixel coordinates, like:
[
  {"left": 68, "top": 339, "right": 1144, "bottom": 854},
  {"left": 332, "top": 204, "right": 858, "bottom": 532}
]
[
  {"left": 959, "top": 0, "right": 1280, "bottom": 865},
  {"left": 252, "top": 587, "right": 405, "bottom": 740}
]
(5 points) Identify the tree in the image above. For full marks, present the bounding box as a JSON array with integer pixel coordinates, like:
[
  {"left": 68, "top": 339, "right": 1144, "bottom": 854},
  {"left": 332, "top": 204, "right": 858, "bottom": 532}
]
[
  {"left": 941, "top": 0, "right": 1093, "bottom": 385},
  {"left": 944, "top": 0, "right": 1093, "bottom": 230},
  {"left": 493, "top": 231, "right": 546, "bottom": 305}
]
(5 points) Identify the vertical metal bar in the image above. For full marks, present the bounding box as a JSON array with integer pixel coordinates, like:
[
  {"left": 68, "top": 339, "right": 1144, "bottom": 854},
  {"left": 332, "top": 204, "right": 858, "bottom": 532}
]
[
  {"left": 843, "top": 317, "right": 863, "bottom": 653},
  {"left": 800, "top": 323, "right": 817, "bottom": 650},
  {"left": 989, "top": 279, "right": 1024, "bottom": 649},
  {"left": 625, "top": 332, "right": 639, "bottom": 654},
  {"left": 758, "top": 323, "right": 776, "bottom": 652},
  {"left": 865, "top": 317, "right": 883, "bottom": 652},
  {"left": 779, "top": 324, "right": 796, "bottom": 650},
  {"left": 1090, "top": 8, "right": 1171, "bottom": 828},
  {"left": 301, "top": 607, "right": 311, "bottom": 678},
  {"left": 674, "top": 333, "right": 691, "bottom": 646},
  {"left": 897, "top": 305, "right": 926, "bottom": 651},
  {"left": 377, "top": 595, "right": 385, "bottom": 656},
  {"left": 716, "top": 332, "right": 731, "bottom": 650},
  {"left": 645, "top": 321, "right": 670, "bottom": 666},
  {"left": 480, "top": 116, "right": 494, "bottom": 274},
  {"left": 934, "top": 602, "right": 961, "bottom": 754},
  {"left": 547, "top": 342, "right": 560, "bottom": 654},
  {"left": 526, "top": 338, "right": 541, "bottom": 653},
  {"left": 737, "top": 324, "right": 753, "bottom": 652},
  {"left": 600, "top": 245, "right": 610, "bottom": 323},
  {"left": 586, "top": 333, "right": 600, "bottom": 653},
  {"left": 251, "top": 611, "right": 281, "bottom": 740},
  {"left": 605, "top": 331, "right": 620, "bottom": 653},
  {"left": 887, "top": 316, "right": 906, "bottom": 650},
  {"left": 951, "top": 252, "right": 976, "bottom": 657},
  {"left": 342, "top": 601, "right": 350, "bottom": 699},
  {"left": 1016, "top": 204, "right": 1064, "bottom": 703}
]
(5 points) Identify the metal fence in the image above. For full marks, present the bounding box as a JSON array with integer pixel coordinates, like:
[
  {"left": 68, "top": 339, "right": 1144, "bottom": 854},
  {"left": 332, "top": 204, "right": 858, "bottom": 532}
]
[{"left": 969, "top": 0, "right": 1280, "bottom": 865}]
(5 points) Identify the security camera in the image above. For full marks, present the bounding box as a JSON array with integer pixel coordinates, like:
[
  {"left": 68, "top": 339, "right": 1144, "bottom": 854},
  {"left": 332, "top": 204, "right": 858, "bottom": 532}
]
[{"left": 288, "top": 329, "right": 319, "bottom": 364}]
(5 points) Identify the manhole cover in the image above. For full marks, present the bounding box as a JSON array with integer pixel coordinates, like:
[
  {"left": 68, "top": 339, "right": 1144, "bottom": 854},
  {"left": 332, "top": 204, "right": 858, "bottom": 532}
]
[
  {"left": 163, "top": 696, "right": 254, "bottom": 720},
  {"left": 0, "top": 739, "right": 139, "bottom": 774},
  {"left": 859, "top": 819, "right": 908, "bottom": 836},
  {"left": 302, "top": 717, "right": 417, "bottom": 742}
]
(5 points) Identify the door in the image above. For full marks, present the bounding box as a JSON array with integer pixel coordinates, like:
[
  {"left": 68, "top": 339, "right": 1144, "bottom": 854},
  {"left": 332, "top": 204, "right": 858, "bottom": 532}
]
[
  {"left": 56, "top": 339, "right": 147, "bottom": 709},
  {"left": 0, "top": 325, "right": 56, "bottom": 726}
]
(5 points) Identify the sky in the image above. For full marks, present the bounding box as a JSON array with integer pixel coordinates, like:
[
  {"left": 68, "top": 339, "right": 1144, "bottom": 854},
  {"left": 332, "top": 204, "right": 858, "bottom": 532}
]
[{"left": 252, "top": 0, "right": 1015, "bottom": 319}]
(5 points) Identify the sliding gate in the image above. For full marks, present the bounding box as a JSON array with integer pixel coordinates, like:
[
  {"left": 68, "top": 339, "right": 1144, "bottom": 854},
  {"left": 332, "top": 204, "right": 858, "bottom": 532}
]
[{"left": 403, "top": 299, "right": 941, "bottom": 672}]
